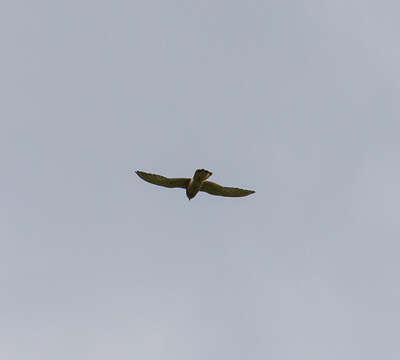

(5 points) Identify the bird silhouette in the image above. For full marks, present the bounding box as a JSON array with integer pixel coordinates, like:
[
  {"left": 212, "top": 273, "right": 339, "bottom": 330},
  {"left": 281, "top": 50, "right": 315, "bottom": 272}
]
[{"left": 135, "top": 169, "right": 255, "bottom": 200}]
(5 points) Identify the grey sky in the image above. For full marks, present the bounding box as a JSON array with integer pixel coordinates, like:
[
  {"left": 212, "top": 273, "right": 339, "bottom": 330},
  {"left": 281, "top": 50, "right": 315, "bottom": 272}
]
[{"left": 2, "top": 1, "right": 400, "bottom": 359}]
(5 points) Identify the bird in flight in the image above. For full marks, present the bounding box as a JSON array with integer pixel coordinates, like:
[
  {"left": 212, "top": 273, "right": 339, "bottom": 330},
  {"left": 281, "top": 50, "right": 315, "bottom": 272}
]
[{"left": 135, "top": 169, "right": 255, "bottom": 200}]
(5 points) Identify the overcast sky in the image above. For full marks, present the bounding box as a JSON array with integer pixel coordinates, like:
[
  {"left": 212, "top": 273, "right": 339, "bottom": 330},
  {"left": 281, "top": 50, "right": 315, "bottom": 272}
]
[{"left": 2, "top": 1, "right": 400, "bottom": 359}]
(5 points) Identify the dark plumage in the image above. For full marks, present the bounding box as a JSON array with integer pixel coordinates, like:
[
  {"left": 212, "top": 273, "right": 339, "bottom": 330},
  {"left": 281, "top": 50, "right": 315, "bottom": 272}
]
[{"left": 135, "top": 169, "right": 255, "bottom": 200}]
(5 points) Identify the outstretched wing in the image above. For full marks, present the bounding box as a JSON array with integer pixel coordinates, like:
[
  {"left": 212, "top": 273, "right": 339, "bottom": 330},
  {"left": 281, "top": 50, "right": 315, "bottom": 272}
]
[
  {"left": 200, "top": 181, "right": 255, "bottom": 197},
  {"left": 135, "top": 171, "right": 190, "bottom": 189}
]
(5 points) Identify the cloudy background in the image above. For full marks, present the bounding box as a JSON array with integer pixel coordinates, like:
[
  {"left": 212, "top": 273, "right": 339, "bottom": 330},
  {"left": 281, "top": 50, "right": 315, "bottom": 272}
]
[{"left": 2, "top": 1, "right": 400, "bottom": 359}]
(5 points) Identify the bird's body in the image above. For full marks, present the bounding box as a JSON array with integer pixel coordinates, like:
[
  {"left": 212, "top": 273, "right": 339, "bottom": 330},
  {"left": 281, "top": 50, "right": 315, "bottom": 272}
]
[
  {"left": 135, "top": 169, "right": 255, "bottom": 200},
  {"left": 186, "top": 169, "right": 212, "bottom": 199}
]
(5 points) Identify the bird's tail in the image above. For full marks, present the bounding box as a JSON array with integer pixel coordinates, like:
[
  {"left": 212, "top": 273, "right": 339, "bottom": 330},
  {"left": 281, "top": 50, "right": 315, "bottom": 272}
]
[{"left": 194, "top": 169, "right": 212, "bottom": 182}]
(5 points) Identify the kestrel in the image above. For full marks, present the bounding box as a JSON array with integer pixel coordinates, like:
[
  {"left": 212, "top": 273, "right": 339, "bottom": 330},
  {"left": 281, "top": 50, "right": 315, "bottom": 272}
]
[{"left": 135, "top": 169, "right": 255, "bottom": 200}]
